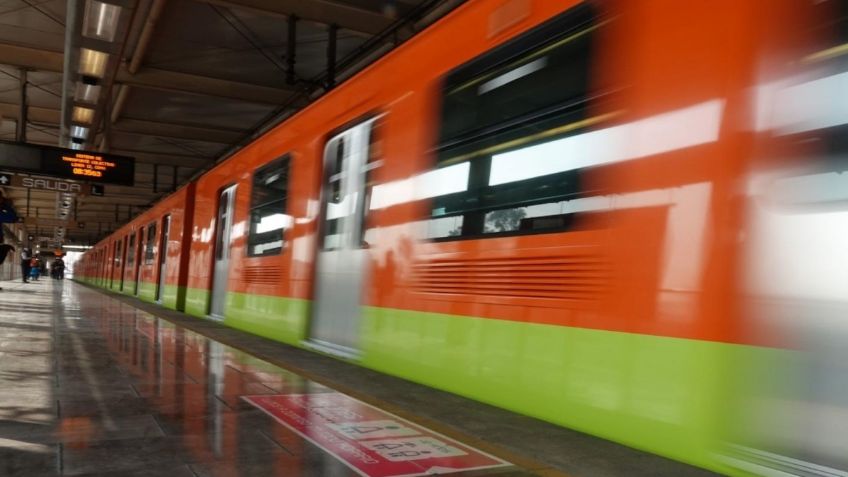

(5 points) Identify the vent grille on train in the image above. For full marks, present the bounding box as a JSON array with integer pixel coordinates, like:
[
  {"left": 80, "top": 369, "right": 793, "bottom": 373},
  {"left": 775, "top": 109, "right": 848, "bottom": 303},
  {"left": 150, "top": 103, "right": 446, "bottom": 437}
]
[
  {"left": 242, "top": 266, "right": 283, "bottom": 285},
  {"left": 410, "top": 254, "right": 610, "bottom": 301}
]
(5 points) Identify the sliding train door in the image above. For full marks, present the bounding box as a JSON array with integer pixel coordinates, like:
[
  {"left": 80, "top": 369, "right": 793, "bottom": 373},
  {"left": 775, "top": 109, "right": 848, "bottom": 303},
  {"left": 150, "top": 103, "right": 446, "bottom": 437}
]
[
  {"left": 133, "top": 230, "right": 142, "bottom": 295},
  {"left": 155, "top": 215, "right": 170, "bottom": 303},
  {"left": 209, "top": 185, "right": 236, "bottom": 319},
  {"left": 119, "top": 235, "right": 127, "bottom": 291},
  {"left": 308, "top": 119, "right": 378, "bottom": 356}
]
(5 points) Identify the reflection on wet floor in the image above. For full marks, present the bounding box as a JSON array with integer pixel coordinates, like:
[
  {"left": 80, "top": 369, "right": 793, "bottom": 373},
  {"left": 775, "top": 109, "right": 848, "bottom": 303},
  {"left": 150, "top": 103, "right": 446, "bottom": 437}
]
[{"left": 0, "top": 280, "right": 526, "bottom": 477}]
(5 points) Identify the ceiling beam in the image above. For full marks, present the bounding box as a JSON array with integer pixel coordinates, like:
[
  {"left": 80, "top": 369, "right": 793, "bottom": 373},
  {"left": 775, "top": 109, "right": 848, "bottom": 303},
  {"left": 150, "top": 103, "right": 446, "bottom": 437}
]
[
  {"left": 113, "top": 118, "right": 246, "bottom": 143},
  {"left": 194, "top": 0, "right": 393, "bottom": 36},
  {"left": 109, "top": 148, "right": 213, "bottom": 168},
  {"left": 1, "top": 102, "right": 245, "bottom": 144},
  {"left": 0, "top": 43, "right": 295, "bottom": 104},
  {"left": 0, "top": 102, "right": 61, "bottom": 125},
  {"left": 0, "top": 43, "right": 63, "bottom": 72},
  {"left": 115, "top": 66, "right": 296, "bottom": 104}
]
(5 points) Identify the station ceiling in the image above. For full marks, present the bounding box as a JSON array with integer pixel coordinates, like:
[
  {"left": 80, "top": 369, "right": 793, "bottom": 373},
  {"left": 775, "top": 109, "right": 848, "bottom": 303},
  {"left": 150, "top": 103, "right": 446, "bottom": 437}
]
[{"left": 0, "top": 0, "right": 463, "bottom": 245}]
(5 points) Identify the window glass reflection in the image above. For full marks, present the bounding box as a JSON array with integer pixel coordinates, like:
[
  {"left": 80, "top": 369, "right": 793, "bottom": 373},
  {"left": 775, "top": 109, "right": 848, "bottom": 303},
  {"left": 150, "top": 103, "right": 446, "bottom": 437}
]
[{"left": 248, "top": 155, "right": 292, "bottom": 257}]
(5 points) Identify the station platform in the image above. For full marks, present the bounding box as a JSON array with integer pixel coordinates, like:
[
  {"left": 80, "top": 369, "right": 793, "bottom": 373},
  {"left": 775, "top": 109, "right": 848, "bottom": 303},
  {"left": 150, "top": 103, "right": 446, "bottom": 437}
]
[{"left": 0, "top": 279, "right": 718, "bottom": 477}]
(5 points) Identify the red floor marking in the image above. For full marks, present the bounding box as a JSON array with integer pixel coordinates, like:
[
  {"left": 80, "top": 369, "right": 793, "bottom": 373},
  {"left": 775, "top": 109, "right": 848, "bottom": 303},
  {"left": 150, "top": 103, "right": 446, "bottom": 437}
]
[{"left": 243, "top": 392, "right": 511, "bottom": 477}]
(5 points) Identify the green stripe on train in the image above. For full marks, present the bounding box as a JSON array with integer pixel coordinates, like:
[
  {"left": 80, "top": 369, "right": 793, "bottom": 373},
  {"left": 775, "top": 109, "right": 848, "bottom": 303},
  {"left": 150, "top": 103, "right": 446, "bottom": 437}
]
[
  {"left": 172, "top": 289, "right": 773, "bottom": 475},
  {"left": 129, "top": 282, "right": 182, "bottom": 310},
  {"left": 137, "top": 281, "right": 157, "bottom": 303},
  {"left": 183, "top": 288, "right": 308, "bottom": 344},
  {"left": 359, "top": 307, "right": 772, "bottom": 474},
  {"left": 224, "top": 292, "right": 309, "bottom": 344},
  {"left": 184, "top": 288, "right": 210, "bottom": 318}
]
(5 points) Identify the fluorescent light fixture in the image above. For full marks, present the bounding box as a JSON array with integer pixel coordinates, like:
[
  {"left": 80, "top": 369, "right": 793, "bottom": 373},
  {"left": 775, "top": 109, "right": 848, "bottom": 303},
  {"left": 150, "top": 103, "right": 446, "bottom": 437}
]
[
  {"left": 78, "top": 48, "right": 109, "bottom": 78},
  {"left": 74, "top": 82, "right": 101, "bottom": 103},
  {"left": 70, "top": 142, "right": 82, "bottom": 150},
  {"left": 63, "top": 245, "right": 92, "bottom": 251},
  {"left": 72, "top": 106, "right": 95, "bottom": 123},
  {"left": 70, "top": 125, "right": 89, "bottom": 140},
  {"left": 82, "top": 1, "right": 122, "bottom": 42}
]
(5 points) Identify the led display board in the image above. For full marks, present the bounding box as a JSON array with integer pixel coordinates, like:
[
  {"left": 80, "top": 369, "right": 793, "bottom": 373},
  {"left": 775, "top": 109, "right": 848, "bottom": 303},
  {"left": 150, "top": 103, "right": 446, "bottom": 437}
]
[{"left": 0, "top": 141, "right": 135, "bottom": 186}]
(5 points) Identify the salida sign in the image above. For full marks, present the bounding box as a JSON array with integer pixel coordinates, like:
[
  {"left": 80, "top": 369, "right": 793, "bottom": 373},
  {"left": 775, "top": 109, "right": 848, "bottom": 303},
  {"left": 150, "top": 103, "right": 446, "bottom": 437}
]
[
  {"left": 21, "top": 177, "right": 83, "bottom": 194},
  {"left": 0, "top": 173, "right": 85, "bottom": 194},
  {"left": 243, "top": 392, "right": 510, "bottom": 477}
]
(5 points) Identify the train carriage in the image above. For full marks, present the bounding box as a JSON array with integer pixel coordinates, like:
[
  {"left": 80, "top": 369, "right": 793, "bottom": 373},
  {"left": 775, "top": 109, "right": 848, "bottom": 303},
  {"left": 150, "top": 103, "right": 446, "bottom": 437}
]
[
  {"left": 80, "top": 183, "right": 195, "bottom": 311},
  {"left": 76, "top": 0, "right": 848, "bottom": 474}
]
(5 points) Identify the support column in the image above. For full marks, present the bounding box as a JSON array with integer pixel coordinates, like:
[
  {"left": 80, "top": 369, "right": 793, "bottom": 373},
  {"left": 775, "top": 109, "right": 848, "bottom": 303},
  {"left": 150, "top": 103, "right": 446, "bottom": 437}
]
[
  {"left": 16, "top": 69, "right": 27, "bottom": 143},
  {"left": 153, "top": 164, "right": 159, "bottom": 193},
  {"left": 326, "top": 24, "right": 338, "bottom": 89},
  {"left": 286, "top": 15, "right": 298, "bottom": 85}
]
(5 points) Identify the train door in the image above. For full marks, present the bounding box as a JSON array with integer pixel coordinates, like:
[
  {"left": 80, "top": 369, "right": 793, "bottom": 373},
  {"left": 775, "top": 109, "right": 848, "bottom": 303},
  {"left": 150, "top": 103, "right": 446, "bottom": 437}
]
[
  {"left": 133, "top": 229, "right": 142, "bottom": 295},
  {"left": 119, "top": 235, "right": 127, "bottom": 291},
  {"left": 155, "top": 215, "right": 171, "bottom": 303},
  {"left": 209, "top": 185, "right": 236, "bottom": 319},
  {"left": 109, "top": 241, "right": 118, "bottom": 289},
  {"left": 307, "top": 118, "right": 378, "bottom": 356},
  {"left": 126, "top": 233, "right": 135, "bottom": 292}
]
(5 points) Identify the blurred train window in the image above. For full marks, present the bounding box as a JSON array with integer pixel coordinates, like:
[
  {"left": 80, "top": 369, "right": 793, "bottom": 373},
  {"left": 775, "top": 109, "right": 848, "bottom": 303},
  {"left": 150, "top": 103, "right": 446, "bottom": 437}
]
[
  {"left": 127, "top": 234, "right": 135, "bottom": 265},
  {"left": 144, "top": 222, "right": 156, "bottom": 264},
  {"left": 431, "top": 3, "right": 599, "bottom": 239},
  {"left": 360, "top": 120, "right": 384, "bottom": 247},
  {"left": 248, "top": 155, "right": 292, "bottom": 257},
  {"left": 323, "top": 138, "right": 348, "bottom": 251},
  {"left": 321, "top": 117, "right": 382, "bottom": 251}
]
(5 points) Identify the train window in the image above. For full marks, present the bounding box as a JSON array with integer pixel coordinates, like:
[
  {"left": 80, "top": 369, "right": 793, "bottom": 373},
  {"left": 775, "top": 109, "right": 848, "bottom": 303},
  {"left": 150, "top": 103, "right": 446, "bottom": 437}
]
[
  {"left": 144, "top": 222, "right": 156, "bottom": 264},
  {"left": 429, "top": 4, "right": 598, "bottom": 239},
  {"left": 127, "top": 233, "right": 135, "bottom": 265},
  {"left": 323, "top": 137, "right": 348, "bottom": 251},
  {"left": 361, "top": 119, "right": 384, "bottom": 247},
  {"left": 247, "top": 155, "right": 292, "bottom": 257}
]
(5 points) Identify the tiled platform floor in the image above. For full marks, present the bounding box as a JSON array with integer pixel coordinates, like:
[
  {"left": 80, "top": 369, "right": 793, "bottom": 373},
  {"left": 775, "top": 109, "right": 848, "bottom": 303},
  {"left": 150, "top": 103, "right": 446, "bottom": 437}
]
[{"left": 0, "top": 279, "right": 719, "bottom": 477}]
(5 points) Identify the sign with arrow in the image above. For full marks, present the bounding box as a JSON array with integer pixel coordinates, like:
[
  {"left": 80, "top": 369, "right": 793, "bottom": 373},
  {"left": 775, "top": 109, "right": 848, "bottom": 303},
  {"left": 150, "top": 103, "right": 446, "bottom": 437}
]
[{"left": 0, "top": 172, "right": 87, "bottom": 196}]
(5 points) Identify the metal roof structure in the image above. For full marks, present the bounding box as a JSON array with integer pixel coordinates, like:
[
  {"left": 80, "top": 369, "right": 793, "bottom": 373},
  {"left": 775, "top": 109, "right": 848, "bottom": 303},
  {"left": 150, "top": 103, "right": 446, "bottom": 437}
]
[{"left": 0, "top": 0, "right": 464, "bottom": 245}]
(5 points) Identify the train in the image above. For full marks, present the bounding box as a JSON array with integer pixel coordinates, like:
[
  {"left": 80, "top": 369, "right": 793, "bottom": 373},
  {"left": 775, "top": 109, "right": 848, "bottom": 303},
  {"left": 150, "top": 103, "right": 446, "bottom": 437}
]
[{"left": 76, "top": 0, "right": 848, "bottom": 475}]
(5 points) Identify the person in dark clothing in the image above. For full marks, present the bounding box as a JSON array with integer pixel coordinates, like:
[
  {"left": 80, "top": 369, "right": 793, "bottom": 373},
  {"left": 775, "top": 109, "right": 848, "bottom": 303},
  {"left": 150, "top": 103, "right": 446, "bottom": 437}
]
[
  {"left": 20, "top": 248, "right": 32, "bottom": 283},
  {"left": 0, "top": 244, "right": 13, "bottom": 265},
  {"left": 52, "top": 257, "right": 65, "bottom": 280},
  {"left": 0, "top": 189, "right": 18, "bottom": 291},
  {"left": 0, "top": 188, "right": 17, "bottom": 243}
]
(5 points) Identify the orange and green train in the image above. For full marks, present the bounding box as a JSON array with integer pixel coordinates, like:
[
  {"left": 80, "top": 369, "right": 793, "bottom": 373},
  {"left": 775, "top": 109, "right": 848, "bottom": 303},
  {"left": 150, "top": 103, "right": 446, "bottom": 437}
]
[{"left": 76, "top": 0, "right": 848, "bottom": 475}]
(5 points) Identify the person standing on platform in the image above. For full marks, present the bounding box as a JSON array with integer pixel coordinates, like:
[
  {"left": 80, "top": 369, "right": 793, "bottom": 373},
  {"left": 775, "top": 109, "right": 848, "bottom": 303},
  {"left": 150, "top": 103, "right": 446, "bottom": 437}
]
[
  {"left": 29, "top": 257, "right": 40, "bottom": 281},
  {"left": 52, "top": 257, "right": 65, "bottom": 280},
  {"left": 20, "top": 247, "right": 32, "bottom": 283},
  {"left": 0, "top": 189, "right": 18, "bottom": 291}
]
